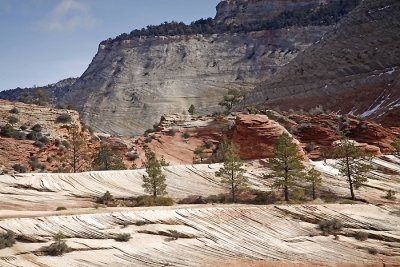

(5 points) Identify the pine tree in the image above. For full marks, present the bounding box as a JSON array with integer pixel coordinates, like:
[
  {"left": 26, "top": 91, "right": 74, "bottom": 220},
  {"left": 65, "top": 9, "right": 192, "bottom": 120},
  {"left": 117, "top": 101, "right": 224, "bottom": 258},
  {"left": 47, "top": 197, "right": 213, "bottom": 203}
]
[
  {"left": 92, "top": 144, "right": 126, "bottom": 171},
  {"left": 304, "top": 168, "right": 322, "bottom": 200},
  {"left": 215, "top": 141, "right": 248, "bottom": 203},
  {"left": 218, "top": 89, "right": 245, "bottom": 112},
  {"left": 392, "top": 138, "right": 400, "bottom": 158},
  {"left": 267, "top": 133, "right": 304, "bottom": 202},
  {"left": 332, "top": 138, "right": 371, "bottom": 200},
  {"left": 142, "top": 149, "right": 167, "bottom": 198},
  {"left": 67, "top": 124, "right": 90, "bottom": 173}
]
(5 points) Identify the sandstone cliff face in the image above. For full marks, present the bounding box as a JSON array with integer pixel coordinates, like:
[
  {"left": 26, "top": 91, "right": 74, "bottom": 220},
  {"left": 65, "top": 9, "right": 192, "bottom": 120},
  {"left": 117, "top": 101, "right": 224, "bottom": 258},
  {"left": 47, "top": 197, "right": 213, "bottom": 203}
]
[
  {"left": 241, "top": 0, "right": 400, "bottom": 125},
  {"left": 64, "top": 27, "right": 327, "bottom": 135}
]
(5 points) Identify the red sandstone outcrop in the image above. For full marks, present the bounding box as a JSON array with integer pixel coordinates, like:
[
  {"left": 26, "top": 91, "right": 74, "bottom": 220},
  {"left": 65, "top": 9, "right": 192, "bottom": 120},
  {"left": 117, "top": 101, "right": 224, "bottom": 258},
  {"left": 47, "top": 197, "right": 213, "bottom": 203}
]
[{"left": 232, "top": 114, "right": 305, "bottom": 160}]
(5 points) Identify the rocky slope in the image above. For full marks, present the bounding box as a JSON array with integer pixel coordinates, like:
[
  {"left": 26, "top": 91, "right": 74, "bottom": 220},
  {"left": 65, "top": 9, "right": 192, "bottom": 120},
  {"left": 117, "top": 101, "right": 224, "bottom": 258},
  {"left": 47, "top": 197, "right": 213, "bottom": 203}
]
[
  {"left": 55, "top": 0, "right": 360, "bottom": 136},
  {"left": 241, "top": 0, "right": 400, "bottom": 125},
  {"left": 0, "top": 204, "right": 399, "bottom": 266}
]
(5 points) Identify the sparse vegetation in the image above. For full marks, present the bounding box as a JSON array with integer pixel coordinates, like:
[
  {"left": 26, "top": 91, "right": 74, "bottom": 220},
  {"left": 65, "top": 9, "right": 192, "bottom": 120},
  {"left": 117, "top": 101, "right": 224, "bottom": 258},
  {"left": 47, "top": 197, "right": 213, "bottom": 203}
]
[
  {"left": 354, "top": 231, "right": 368, "bottom": 241},
  {"left": 136, "top": 196, "right": 173, "bottom": 207},
  {"left": 9, "top": 107, "right": 19, "bottom": 114},
  {"left": 12, "top": 163, "right": 27, "bottom": 173},
  {"left": 43, "top": 240, "right": 69, "bottom": 256},
  {"left": 56, "top": 207, "right": 67, "bottom": 211},
  {"left": 182, "top": 132, "right": 190, "bottom": 139},
  {"left": 318, "top": 219, "right": 342, "bottom": 235},
  {"left": 304, "top": 168, "right": 322, "bottom": 200},
  {"left": 114, "top": 233, "right": 131, "bottom": 242},
  {"left": 384, "top": 190, "right": 396, "bottom": 200},
  {"left": 218, "top": 89, "right": 245, "bottom": 112},
  {"left": 56, "top": 113, "right": 72, "bottom": 124},
  {"left": 0, "top": 230, "right": 16, "bottom": 249},
  {"left": 8, "top": 115, "right": 19, "bottom": 124},
  {"left": 188, "top": 104, "right": 195, "bottom": 115},
  {"left": 126, "top": 151, "right": 138, "bottom": 161},
  {"left": 30, "top": 157, "right": 45, "bottom": 171},
  {"left": 367, "top": 247, "right": 378, "bottom": 255},
  {"left": 0, "top": 124, "right": 15, "bottom": 137},
  {"left": 96, "top": 191, "right": 114, "bottom": 205}
]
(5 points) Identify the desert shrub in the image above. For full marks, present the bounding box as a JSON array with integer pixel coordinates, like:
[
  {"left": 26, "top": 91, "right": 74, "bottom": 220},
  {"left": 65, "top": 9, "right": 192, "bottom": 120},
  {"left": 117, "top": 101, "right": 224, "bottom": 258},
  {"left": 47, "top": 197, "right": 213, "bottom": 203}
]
[
  {"left": 367, "top": 247, "right": 378, "bottom": 255},
  {"left": 309, "top": 105, "right": 325, "bottom": 115},
  {"left": 61, "top": 140, "right": 70, "bottom": 149},
  {"left": 55, "top": 138, "right": 61, "bottom": 147},
  {"left": 55, "top": 113, "right": 72, "bottom": 124},
  {"left": 384, "top": 190, "right": 396, "bottom": 200},
  {"left": 0, "top": 124, "right": 15, "bottom": 137},
  {"left": 318, "top": 219, "right": 342, "bottom": 234},
  {"left": 47, "top": 155, "right": 55, "bottom": 163},
  {"left": 27, "top": 131, "right": 42, "bottom": 141},
  {"left": 126, "top": 151, "right": 138, "bottom": 161},
  {"left": 114, "top": 233, "right": 131, "bottom": 242},
  {"left": 34, "top": 141, "right": 45, "bottom": 149},
  {"left": 167, "top": 128, "right": 177, "bottom": 136},
  {"left": 251, "top": 191, "right": 279, "bottom": 204},
  {"left": 354, "top": 231, "right": 368, "bottom": 241},
  {"left": 136, "top": 196, "right": 173, "bottom": 207},
  {"left": 204, "top": 140, "right": 213, "bottom": 149},
  {"left": 181, "top": 132, "right": 190, "bottom": 139},
  {"left": 12, "top": 163, "right": 27, "bottom": 173},
  {"left": 305, "top": 142, "right": 316, "bottom": 152},
  {"left": 20, "top": 124, "right": 28, "bottom": 131},
  {"left": 38, "top": 136, "right": 50, "bottom": 145},
  {"left": 13, "top": 131, "right": 26, "bottom": 140},
  {"left": 96, "top": 191, "right": 113, "bottom": 205},
  {"left": 53, "top": 231, "right": 66, "bottom": 241},
  {"left": 0, "top": 230, "right": 16, "bottom": 249},
  {"left": 8, "top": 115, "right": 19, "bottom": 124},
  {"left": 292, "top": 187, "right": 306, "bottom": 201},
  {"left": 31, "top": 124, "right": 42, "bottom": 132},
  {"left": 30, "top": 157, "right": 45, "bottom": 171},
  {"left": 144, "top": 137, "right": 152, "bottom": 143},
  {"left": 9, "top": 107, "right": 19, "bottom": 114},
  {"left": 56, "top": 207, "right": 67, "bottom": 211},
  {"left": 44, "top": 240, "right": 69, "bottom": 256}
]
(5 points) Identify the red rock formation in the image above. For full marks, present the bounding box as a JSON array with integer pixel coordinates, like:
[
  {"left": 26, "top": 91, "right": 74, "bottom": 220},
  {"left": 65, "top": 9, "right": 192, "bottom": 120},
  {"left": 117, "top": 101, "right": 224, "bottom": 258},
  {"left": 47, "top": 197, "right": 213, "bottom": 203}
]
[{"left": 232, "top": 114, "right": 305, "bottom": 160}]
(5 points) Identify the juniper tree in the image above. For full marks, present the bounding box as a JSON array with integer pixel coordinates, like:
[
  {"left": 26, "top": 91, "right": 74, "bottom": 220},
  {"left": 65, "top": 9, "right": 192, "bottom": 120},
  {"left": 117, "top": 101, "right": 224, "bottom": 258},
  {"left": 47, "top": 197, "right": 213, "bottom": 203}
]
[
  {"left": 66, "top": 124, "right": 90, "bottom": 173},
  {"left": 142, "top": 149, "right": 167, "bottom": 198},
  {"left": 215, "top": 141, "right": 248, "bottom": 203},
  {"left": 218, "top": 89, "right": 245, "bottom": 112},
  {"left": 188, "top": 104, "right": 195, "bottom": 115},
  {"left": 267, "top": 133, "right": 304, "bottom": 202},
  {"left": 332, "top": 138, "right": 371, "bottom": 200}
]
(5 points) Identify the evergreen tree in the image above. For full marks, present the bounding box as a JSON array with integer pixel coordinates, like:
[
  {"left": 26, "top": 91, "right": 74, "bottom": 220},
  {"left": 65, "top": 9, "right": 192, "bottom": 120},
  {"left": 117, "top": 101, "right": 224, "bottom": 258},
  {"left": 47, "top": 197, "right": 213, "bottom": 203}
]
[
  {"left": 92, "top": 144, "right": 126, "bottom": 171},
  {"left": 188, "top": 104, "right": 195, "bottom": 115},
  {"left": 215, "top": 141, "right": 248, "bottom": 203},
  {"left": 67, "top": 124, "right": 90, "bottom": 173},
  {"left": 34, "top": 88, "right": 49, "bottom": 106},
  {"left": 332, "top": 138, "right": 371, "bottom": 200},
  {"left": 392, "top": 138, "right": 400, "bottom": 158},
  {"left": 142, "top": 149, "right": 167, "bottom": 198},
  {"left": 19, "top": 91, "right": 32, "bottom": 104},
  {"left": 267, "top": 133, "right": 304, "bottom": 202},
  {"left": 304, "top": 168, "right": 322, "bottom": 200},
  {"left": 218, "top": 89, "right": 245, "bottom": 112}
]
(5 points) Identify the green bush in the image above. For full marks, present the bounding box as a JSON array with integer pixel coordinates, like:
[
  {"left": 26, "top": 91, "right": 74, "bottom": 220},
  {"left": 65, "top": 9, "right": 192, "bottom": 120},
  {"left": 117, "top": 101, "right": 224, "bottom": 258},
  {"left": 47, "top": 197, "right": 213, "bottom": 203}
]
[
  {"left": 44, "top": 240, "right": 69, "bottom": 256},
  {"left": 136, "top": 196, "right": 173, "bottom": 207},
  {"left": 27, "top": 131, "right": 42, "bottom": 141},
  {"left": 354, "top": 231, "right": 368, "bottom": 241},
  {"left": 38, "top": 136, "right": 50, "bottom": 145},
  {"left": 34, "top": 141, "right": 45, "bottom": 149},
  {"left": 56, "top": 207, "right": 67, "bottom": 211},
  {"left": 368, "top": 247, "right": 378, "bottom": 255},
  {"left": 384, "top": 190, "right": 396, "bottom": 200},
  {"left": 318, "top": 219, "right": 342, "bottom": 234},
  {"left": 0, "top": 124, "right": 15, "bottom": 137},
  {"left": 30, "top": 157, "right": 45, "bottom": 171},
  {"left": 12, "top": 164, "right": 27, "bottom": 173},
  {"left": 0, "top": 230, "right": 16, "bottom": 249},
  {"left": 20, "top": 124, "right": 28, "bottom": 131},
  {"left": 56, "top": 113, "right": 72, "bottom": 124},
  {"left": 114, "top": 233, "right": 131, "bottom": 242}
]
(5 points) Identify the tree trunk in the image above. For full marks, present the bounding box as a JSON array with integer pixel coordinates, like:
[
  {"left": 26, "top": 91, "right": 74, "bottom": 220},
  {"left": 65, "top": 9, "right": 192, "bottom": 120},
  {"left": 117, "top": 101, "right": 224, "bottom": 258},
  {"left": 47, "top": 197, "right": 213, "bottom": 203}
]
[
  {"left": 284, "top": 171, "right": 289, "bottom": 201},
  {"left": 312, "top": 182, "right": 316, "bottom": 200},
  {"left": 346, "top": 154, "right": 355, "bottom": 200},
  {"left": 231, "top": 166, "right": 235, "bottom": 203}
]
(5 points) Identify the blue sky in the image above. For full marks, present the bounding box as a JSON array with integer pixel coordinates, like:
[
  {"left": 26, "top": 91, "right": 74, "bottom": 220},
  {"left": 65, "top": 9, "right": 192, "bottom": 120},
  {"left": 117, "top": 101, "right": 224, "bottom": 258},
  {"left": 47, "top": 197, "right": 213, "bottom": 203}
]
[{"left": 0, "top": 0, "right": 220, "bottom": 90}]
